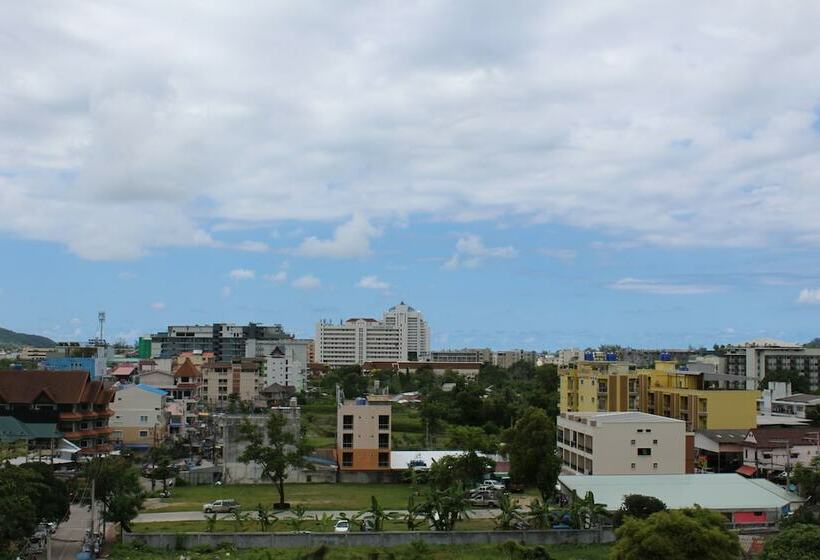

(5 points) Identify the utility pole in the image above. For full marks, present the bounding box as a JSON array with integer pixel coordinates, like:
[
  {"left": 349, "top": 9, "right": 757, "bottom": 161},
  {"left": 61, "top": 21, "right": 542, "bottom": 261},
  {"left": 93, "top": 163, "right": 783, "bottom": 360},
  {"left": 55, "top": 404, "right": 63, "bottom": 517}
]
[{"left": 771, "top": 438, "right": 792, "bottom": 489}]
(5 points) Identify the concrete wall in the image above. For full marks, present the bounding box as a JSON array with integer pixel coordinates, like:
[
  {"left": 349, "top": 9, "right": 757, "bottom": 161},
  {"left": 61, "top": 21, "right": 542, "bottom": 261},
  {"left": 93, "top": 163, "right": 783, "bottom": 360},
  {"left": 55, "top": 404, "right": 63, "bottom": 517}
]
[{"left": 125, "top": 529, "right": 615, "bottom": 550}]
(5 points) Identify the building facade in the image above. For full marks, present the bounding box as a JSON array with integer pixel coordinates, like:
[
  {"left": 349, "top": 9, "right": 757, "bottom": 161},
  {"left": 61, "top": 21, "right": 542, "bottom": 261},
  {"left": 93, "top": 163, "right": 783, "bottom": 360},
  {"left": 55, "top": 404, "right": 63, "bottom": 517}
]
[
  {"left": 721, "top": 339, "right": 820, "bottom": 391},
  {"left": 149, "top": 323, "right": 293, "bottom": 361},
  {"left": 0, "top": 370, "right": 114, "bottom": 455},
  {"left": 741, "top": 427, "right": 820, "bottom": 477},
  {"left": 559, "top": 360, "right": 759, "bottom": 430},
  {"left": 558, "top": 411, "right": 688, "bottom": 475},
  {"left": 429, "top": 348, "right": 492, "bottom": 364},
  {"left": 110, "top": 384, "right": 169, "bottom": 449},
  {"left": 316, "top": 303, "right": 429, "bottom": 367},
  {"left": 201, "top": 358, "right": 266, "bottom": 406},
  {"left": 494, "top": 349, "right": 538, "bottom": 368},
  {"left": 263, "top": 346, "right": 307, "bottom": 393},
  {"left": 336, "top": 396, "right": 392, "bottom": 471}
]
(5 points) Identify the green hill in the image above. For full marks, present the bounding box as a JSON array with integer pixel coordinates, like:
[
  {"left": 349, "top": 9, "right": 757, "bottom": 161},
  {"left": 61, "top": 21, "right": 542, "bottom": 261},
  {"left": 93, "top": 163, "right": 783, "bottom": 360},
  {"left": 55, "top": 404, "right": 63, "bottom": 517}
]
[{"left": 0, "top": 327, "right": 56, "bottom": 349}]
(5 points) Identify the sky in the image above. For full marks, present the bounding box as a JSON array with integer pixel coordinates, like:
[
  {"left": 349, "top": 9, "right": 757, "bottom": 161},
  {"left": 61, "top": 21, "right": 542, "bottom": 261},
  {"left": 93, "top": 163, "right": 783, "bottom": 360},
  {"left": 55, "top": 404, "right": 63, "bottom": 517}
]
[{"left": 2, "top": 2, "right": 820, "bottom": 350}]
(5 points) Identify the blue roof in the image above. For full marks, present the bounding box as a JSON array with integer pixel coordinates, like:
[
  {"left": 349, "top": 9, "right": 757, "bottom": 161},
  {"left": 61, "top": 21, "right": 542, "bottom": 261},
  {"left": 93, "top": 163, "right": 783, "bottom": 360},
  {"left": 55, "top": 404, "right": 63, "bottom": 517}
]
[{"left": 134, "top": 384, "right": 168, "bottom": 396}]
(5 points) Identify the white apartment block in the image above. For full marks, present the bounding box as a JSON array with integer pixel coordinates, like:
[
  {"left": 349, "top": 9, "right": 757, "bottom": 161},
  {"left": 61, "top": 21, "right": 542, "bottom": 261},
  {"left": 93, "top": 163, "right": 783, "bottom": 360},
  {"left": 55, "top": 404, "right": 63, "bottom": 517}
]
[
  {"left": 316, "top": 303, "right": 429, "bottom": 367},
  {"left": 557, "top": 411, "right": 687, "bottom": 476},
  {"left": 264, "top": 345, "right": 307, "bottom": 392}
]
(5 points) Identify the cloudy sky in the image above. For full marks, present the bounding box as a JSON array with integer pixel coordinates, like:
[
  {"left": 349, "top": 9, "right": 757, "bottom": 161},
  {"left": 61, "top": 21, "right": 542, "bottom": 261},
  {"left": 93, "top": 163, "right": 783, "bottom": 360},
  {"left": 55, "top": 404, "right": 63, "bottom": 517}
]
[{"left": 2, "top": 1, "right": 820, "bottom": 349}]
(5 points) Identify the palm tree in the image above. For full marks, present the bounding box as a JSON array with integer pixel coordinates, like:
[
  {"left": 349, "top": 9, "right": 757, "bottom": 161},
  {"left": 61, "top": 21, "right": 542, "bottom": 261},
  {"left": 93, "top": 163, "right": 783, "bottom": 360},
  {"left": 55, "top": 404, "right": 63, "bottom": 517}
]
[
  {"left": 256, "top": 504, "right": 279, "bottom": 531},
  {"left": 526, "top": 498, "right": 554, "bottom": 530},
  {"left": 421, "top": 484, "right": 471, "bottom": 531},
  {"left": 494, "top": 493, "right": 524, "bottom": 530},
  {"left": 205, "top": 513, "right": 218, "bottom": 533},
  {"left": 405, "top": 494, "right": 427, "bottom": 531},
  {"left": 286, "top": 504, "right": 309, "bottom": 532}
]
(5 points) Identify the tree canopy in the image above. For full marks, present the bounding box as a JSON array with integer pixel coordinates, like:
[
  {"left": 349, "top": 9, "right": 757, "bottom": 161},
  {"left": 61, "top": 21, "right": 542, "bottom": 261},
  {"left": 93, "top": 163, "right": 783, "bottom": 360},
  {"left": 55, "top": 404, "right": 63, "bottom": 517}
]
[
  {"left": 610, "top": 507, "right": 742, "bottom": 560},
  {"left": 503, "top": 407, "right": 561, "bottom": 500},
  {"left": 761, "top": 523, "right": 820, "bottom": 560},
  {"left": 613, "top": 494, "right": 667, "bottom": 526}
]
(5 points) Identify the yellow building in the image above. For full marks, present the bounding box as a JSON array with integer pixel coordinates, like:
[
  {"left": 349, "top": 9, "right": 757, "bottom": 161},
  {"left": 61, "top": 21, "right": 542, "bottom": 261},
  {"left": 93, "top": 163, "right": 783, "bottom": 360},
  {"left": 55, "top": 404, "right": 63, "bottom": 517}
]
[{"left": 559, "top": 361, "right": 759, "bottom": 431}]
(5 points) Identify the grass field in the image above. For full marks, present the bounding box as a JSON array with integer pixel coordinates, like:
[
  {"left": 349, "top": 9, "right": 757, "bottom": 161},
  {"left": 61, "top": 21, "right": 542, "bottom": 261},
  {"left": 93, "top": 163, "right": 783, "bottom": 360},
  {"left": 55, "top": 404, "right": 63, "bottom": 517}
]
[
  {"left": 148, "top": 483, "right": 417, "bottom": 512},
  {"left": 131, "top": 518, "right": 499, "bottom": 533},
  {"left": 111, "top": 542, "right": 611, "bottom": 560}
]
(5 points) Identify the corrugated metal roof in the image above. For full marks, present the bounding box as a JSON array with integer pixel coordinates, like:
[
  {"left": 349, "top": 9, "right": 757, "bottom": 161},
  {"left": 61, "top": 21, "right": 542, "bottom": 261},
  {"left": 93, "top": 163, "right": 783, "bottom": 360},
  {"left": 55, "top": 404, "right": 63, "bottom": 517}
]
[{"left": 559, "top": 473, "right": 804, "bottom": 512}]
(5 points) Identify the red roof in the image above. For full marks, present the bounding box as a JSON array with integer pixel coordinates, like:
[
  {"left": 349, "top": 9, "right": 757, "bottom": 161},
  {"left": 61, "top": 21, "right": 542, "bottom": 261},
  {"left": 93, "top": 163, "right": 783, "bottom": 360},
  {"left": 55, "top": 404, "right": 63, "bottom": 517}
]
[
  {"left": 174, "top": 358, "right": 202, "bottom": 379},
  {"left": 0, "top": 370, "right": 113, "bottom": 405},
  {"left": 736, "top": 465, "right": 756, "bottom": 477},
  {"left": 745, "top": 427, "right": 820, "bottom": 448}
]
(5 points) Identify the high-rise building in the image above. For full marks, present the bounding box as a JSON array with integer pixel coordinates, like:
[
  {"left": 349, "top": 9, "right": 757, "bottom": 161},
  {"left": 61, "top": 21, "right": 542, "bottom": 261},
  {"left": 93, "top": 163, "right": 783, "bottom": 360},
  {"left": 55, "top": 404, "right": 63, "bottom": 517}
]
[
  {"left": 316, "top": 303, "right": 430, "bottom": 367},
  {"left": 721, "top": 339, "right": 820, "bottom": 391},
  {"left": 149, "top": 323, "right": 293, "bottom": 361}
]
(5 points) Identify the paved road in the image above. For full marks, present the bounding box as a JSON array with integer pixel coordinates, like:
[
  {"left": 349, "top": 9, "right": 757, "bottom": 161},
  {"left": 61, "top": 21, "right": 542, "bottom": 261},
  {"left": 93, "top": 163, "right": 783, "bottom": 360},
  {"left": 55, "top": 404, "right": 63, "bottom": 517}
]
[
  {"left": 48, "top": 505, "right": 92, "bottom": 560},
  {"left": 136, "top": 508, "right": 500, "bottom": 523}
]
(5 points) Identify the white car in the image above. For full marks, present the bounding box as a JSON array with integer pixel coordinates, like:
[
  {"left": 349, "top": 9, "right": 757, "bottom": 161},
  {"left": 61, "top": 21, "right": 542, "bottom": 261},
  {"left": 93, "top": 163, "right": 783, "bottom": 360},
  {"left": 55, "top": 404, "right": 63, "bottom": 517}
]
[
  {"left": 479, "top": 480, "right": 505, "bottom": 491},
  {"left": 334, "top": 519, "right": 350, "bottom": 533}
]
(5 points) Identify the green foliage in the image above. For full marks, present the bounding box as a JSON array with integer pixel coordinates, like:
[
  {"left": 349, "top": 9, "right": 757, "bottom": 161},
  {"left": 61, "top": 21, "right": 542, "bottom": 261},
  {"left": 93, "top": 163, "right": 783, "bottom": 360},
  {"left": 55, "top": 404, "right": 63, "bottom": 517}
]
[
  {"left": 761, "top": 369, "right": 812, "bottom": 393},
  {"left": 205, "top": 513, "right": 217, "bottom": 533},
  {"left": 286, "top": 504, "right": 310, "bottom": 532},
  {"left": 404, "top": 493, "right": 427, "bottom": 531},
  {"left": 610, "top": 506, "right": 742, "bottom": 560},
  {"left": 356, "top": 496, "right": 400, "bottom": 532},
  {"left": 256, "top": 504, "right": 278, "bottom": 531},
  {"left": 446, "top": 425, "right": 499, "bottom": 453},
  {"left": 503, "top": 408, "right": 561, "bottom": 500},
  {"left": 761, "top": 523, "right": 820, "bottom": 560},
  {"left": 792, "top": 455, "right": 820, "bottom": 498},
  {"left": 419, "top": 483, "right": 471, "bottom": 531},
  {"left": 428, "top": 451, "right": 495, "bottom": 490},
  {"left": 568, "top": 491, "right": 608, "bottom": 529},
  {"left": 499, "top": 540, "right": 552, "bottom": 560},
  {"left": 526, "top": 499, "right": 555, "bottom": 530},
  {"left": 494, "top": 493, "right": 524, "bottom": 530},
  {"left": 612, "top": 494, "right": 667, "bottom": 527},
  {"left": 237, "top": 410, "right": 312, "bottom": 506},
  {"left": 231, "top": 509, "right": 251, "bottom": 531},
  {"left": 85, "top": 456, "right": 145, "bottom": 538}
]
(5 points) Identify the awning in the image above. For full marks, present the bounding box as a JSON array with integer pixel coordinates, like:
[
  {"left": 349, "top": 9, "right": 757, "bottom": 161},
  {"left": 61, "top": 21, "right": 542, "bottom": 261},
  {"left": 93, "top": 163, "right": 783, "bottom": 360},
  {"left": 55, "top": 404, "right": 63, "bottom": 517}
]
[{"left": 736, "top": 465, "right": 757, "bottom": 477}]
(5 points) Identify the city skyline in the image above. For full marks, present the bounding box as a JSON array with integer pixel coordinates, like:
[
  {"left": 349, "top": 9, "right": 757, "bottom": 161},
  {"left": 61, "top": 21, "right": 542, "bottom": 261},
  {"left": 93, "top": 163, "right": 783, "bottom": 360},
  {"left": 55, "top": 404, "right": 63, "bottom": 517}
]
[{"left": 2, "top": 3, "right": 820, "bottom": 348}]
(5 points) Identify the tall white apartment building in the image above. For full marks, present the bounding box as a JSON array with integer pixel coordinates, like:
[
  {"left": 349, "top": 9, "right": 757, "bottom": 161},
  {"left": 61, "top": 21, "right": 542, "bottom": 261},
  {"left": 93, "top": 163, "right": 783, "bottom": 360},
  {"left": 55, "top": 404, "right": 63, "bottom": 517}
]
[
  {"left": 316, "top": 303, "right": 430, "bottom": 367},
  {"left": 382, "top": 302, "right": 430, "bottom": 361},
  {"left": 264, "top": 345, "right": 307, "bottom": 392}
]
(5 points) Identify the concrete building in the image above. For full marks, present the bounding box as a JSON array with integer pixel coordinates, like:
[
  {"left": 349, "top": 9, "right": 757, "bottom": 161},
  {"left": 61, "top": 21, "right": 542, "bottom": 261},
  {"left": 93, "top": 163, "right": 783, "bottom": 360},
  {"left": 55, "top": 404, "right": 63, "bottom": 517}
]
[
  {"left": 721, "top": 339, "right": 820, "bottom": 391},
  {"left": 428, "top": 348, "right": 492, "bottom": 364},
  {"left": 557, "top": 412, "right": 689, "bottom": 475},
  {"left": 337, "top": 394, "right": 392, "bottom": 472},
  {"left": 559, "top": 360, "right": 760, "bottom": 430},
  {"left": 201, "top": 358, "right": 266, "bottom": 406},
  {"left": 757, "top": 381, "right": 820, "bottom": 423},
  {"left": 494, "top": 349, "right": 538, "bottom": 368},
  {"left": 149, "top": 323, "right": 293, "bottom": 362},
  {"left": 740, "top": 427, "right": 820, "bottom": 478},
  {"left": 694, "top": 430, "right": 747, "bottom": 473},
  {"left": 110, "top": 384, "right": 170, "bottom": 449},
  {"left": 0, "top": 370, "right": 114, "bottom": 455},
  {"left": 556, "top": 349, "right": 583, "bottom": 366},
  {"left": 42, "top": 343, "right": 111, "bottom": 379},
  {"left": 316, "top": 303, "right": 429, "bottom": 367},
  {"left": 559, "top": 473, "right": 803, "bottom": 525},
  {"left": 264, "top": 345, "right": 307, "bottom": 393},
  {"left": 363, "top": 360, "right": 482, "bottom": 380},
  {"left": 19, "top": 347, "right": 53, "bottom": 361}
]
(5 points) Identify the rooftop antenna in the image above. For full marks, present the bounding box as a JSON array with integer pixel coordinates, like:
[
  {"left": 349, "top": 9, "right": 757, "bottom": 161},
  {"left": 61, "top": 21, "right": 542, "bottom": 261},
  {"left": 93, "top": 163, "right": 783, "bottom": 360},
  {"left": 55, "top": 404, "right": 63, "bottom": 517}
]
[{"left": 97, "top": 311, "right": 106, "bottom": 346}]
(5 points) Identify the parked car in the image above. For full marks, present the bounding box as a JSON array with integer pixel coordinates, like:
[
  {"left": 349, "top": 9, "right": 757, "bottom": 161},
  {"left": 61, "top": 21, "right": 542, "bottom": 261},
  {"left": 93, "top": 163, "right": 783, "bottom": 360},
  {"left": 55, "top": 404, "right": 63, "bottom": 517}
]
[
  {"left": 479, "top": 479, "right": 505, "bottom": 491},
  {"left": 333, "top": 519, "right": 350, "bottom": 533},
  {"left": 469, "top": 490, "right": 501, "bottom": 508},
  {"left": 202, "top": 499, "right": 239, "bottom": 513}
]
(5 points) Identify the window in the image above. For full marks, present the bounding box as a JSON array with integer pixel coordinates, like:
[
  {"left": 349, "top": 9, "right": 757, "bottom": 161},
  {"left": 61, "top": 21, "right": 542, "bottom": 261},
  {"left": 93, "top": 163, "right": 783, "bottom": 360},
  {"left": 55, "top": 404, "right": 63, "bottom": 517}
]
[
  {"left": 378, "top": 415, "right": 390, "bottom": 430},
  {"left": 653, "top": 439, "right": 658, "bottom": 445},
  {"left": 139, "top": 430, "right": 149, "bottom": 438},
  {"left": 379, "top": 433, "right": 390, "bottom": 449},
  {"left": 343, "top": 415, "right": 353, "bottom": 430},
  {"left": 631, "top": 463, "right": 636, "bottom": 469},
  {"left": 637, "top": 448, "right": 652, "bottom": 456},
  {"left": 646, "top": 429, "right": 652, "bottom": 433},
  {"left": 342, "top": 433, "right": 353, "bottom": 448},
  {"left": 342, "top": 452, "right": 353, "bottom": 467},
  {"left": 630, "top": 439, "right": 636, "bottom": 445},
  {"left": 139, "top": 415, "right": 149, "bottom": 423},
  {"left": 637, "top": 429, "right": 643, "bottom": 433},
  {"left": 378, "top": 452, "right": 389, "bottom": 468},
  {"left": 653, "top": 463, "right": 658, "bottom": 469}
]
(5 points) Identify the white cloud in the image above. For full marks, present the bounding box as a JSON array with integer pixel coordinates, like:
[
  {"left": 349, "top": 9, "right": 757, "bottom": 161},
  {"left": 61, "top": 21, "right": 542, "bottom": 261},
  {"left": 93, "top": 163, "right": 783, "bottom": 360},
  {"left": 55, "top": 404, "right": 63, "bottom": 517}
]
[
  {"left": 296, "top": 215, "right": 379, "bottom": 259},
  {"left": 149, "top": 301, "right": 166, "bottom": 310},
  {"left": 444, "top": 234, "right": 517, "bottom": 269},
  {"left": 234, "top": 240, "right": 269, "bottom": 253},
  {"left": 228, "top": 268, "right": 255, "bottom": 280},
  {"left": 3, "top": 5, "right": 820, "bottom": 259},
  {"left": 263, "top": 270, "right": 288, "bottom": 284},
  {"left": 357, "top": 275, "right": 391, "bottom": 292},
  {"left": 797, "top": 288, "right": 820, "bottom": 304},
  {"left": 610, "top": 278, "right": 722, "bottom": 295},
  {"left": 538, "top": 248, "right": 577, "bottom": 261},
  {"left": 292, "top": 274, "right": 321, "bottom": 290}
]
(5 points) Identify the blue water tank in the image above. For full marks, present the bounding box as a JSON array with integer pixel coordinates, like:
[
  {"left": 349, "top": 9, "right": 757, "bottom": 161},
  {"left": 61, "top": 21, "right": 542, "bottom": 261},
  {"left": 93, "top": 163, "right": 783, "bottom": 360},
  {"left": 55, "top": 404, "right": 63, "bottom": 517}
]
[
  {"left": 583, "top": 351, "right": 594, "bottom": 361},
  {"left": 605, "top": 352, "right": 617, "bottom": 361},
  {"left": 355, "top": 397, "right": 367, "bottom": 405},
  {"left": 660, "top": 352, "right": 672, "bottom": 361}
]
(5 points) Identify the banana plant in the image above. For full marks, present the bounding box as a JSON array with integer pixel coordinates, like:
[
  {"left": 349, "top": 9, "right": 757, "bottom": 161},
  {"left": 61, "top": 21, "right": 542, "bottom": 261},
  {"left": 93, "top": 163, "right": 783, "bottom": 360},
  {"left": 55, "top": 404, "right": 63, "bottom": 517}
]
[{"left": 493, "top": 493, "right": 524, "bottom": 530}]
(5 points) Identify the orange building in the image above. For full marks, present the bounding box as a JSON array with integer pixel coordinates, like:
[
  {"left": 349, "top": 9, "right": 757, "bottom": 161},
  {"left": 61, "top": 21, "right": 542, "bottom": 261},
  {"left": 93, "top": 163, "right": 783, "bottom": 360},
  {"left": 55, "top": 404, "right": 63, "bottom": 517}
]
[{"left": 336, "top": 396, "right": 391, "bottom": 471}]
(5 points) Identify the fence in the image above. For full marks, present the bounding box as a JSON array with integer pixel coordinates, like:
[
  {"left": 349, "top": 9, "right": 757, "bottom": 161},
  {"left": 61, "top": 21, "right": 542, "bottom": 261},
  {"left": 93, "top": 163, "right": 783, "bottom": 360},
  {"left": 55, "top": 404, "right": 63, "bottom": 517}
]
[{"left": 124, "top": 528, "right": 615, "bottom": 550}]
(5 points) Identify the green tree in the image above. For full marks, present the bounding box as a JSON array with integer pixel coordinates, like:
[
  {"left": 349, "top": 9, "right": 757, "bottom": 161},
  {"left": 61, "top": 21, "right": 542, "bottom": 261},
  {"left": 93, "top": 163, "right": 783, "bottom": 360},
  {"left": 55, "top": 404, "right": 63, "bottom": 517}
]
[
  {"left": 356, "top": 496, "right": 399, "bottom": 532},
  {"left": 405, "top": 494, "right": 427, "bottom": 531},
  {"left": 761, "top": 523, "right": 820, "bottom": 560},
  {"left": 286, "top": 504, "right": 310, "bottom": 531},
  {"left": 610, "top": 507, "right": 742, "bottom": 560},
  {"left": 145, "top": 444, "right": 176, "bottom": 492},
  {"left": 237, "top": 410, "right": 312, "bottom": 507},
  {"left": 85, "top": 456, "right": 144, "bottom": 539},
  {"left": 0, "top": 463, "right": 66, "bottom": 554},
  {"left": 428, "top": 451, "right": 495, "bottom": 490},
  {"left": 613, "top": 494, "right": 667, "bottom": 527},
  {"left": 807, "top": 405, "right": 820, "bottom": 427},
  {"left": 526, "top": 498, "right": 556, "bottom": 530},
  {"left": 419, "top": 484, "right": 471, "bottom": 531},
  {"left": 761, "top": 370, "right": 811, "bottom": 393},
  {"left": 503, "top": 407, "right": 561, "bottom": 500},
  {"left": 494, "top": 493, "right": 524, "bottom": 530},
  {"left": 446, "top": 425, "right": 499, "bottom": 453},
  {"left": 792, "top": 455, "right": 820, "bottom": 498}
]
